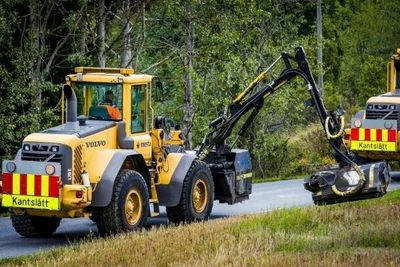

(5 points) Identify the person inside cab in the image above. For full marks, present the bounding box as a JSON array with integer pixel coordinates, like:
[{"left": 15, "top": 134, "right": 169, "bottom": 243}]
[{"left": 99, "top": 90, "right": 121, "bottom": 120}]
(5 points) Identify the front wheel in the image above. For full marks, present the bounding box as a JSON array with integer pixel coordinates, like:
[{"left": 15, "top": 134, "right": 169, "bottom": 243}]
[
  {"left": 167, "top": 160, "right": 214, "bottom": 224},
  {"left": 94, "top": 170, "right": 149, "bottom": 236}
]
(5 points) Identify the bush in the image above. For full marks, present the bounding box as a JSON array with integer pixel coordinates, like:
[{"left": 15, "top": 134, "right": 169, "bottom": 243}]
[{"left": 251, "top": 123, "right": 335, "bottom": 180}]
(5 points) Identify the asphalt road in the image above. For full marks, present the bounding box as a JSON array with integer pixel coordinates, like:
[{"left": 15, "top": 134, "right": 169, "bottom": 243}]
[{"left": 1, "top": 177, "right": 400, "bottom": 260}]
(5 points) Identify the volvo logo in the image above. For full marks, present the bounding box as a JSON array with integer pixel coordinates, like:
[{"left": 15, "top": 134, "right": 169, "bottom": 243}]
[{"left": 85, "top": 140, "right": 106, "bottom": 148}]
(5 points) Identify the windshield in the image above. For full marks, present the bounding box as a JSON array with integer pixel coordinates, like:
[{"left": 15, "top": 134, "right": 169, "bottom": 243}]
[{"left": 72, "top": 82, "right": 123, "bottom": 121}]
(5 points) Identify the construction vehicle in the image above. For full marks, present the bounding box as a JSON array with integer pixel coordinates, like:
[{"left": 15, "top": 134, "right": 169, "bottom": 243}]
[
  {"left": 343, "top": 48, "right": 400, "bottom": 162},
  {"left": 304, "top": 50, "right": 400, "bottom": 204},
  {"left": 0, "top": 47, "right": 390, "bottom": 237}
]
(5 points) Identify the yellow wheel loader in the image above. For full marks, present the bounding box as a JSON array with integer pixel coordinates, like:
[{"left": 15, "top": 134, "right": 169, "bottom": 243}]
[
  {"left": 343, "top": 49, "right": 400, "bottom": 162},
  {"left": 0, "top": 47, "right": 389, "bottom": 237},
  {"left": 0, "top": 67, "right": 225, "bottom": 236}
]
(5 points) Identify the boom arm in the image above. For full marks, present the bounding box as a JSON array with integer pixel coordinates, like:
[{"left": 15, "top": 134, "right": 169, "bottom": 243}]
[{"left": 197, "top": 47, "right": 353, "bottom": 167}]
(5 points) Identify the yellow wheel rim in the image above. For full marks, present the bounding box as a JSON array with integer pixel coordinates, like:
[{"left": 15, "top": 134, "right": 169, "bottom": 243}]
[
  {"left": 192, "top": 179, "right": 208, "bottom": 213},
  {"left": 124, "top": 188, "right": 142, "bottom": 226}
]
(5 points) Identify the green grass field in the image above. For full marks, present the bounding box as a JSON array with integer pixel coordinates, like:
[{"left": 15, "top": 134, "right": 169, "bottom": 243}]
[{"left": 2, "top": 191, "right": 400, "bottom": 266}]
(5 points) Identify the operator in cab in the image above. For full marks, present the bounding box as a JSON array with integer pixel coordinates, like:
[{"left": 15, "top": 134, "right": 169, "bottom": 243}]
[{"left": 99, "top": 90, "right": 121, "bottom": 120}]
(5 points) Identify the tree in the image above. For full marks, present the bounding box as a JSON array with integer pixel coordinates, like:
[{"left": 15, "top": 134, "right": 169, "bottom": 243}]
[
  {"left": 97, "top": 0, "right": 107, "bottom": 67},
  {"left": 182, "top": 0, "right": 195, "bottom": 149},
  {"left": 120, "top": 0, "right": 132, "bottom": 68}
]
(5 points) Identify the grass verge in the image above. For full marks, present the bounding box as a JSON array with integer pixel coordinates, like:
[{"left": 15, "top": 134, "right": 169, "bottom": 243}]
[
  {"left": 2, "top": 191, "right": 400, "bottom": 266},
  {"left": 253, "top": 174, "right": 304, "bottom": 183}
]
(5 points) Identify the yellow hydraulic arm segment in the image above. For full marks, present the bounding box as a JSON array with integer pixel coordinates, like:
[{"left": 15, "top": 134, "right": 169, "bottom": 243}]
[
  {"left": 387, "top": 48, "right": 400, "bottom": 93},
  {"left": 232, "top": 56, "right": 282, "bottom": 104}
]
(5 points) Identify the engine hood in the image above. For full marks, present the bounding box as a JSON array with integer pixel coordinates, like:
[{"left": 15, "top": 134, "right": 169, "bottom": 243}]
[
  {"left": 43, "top": 120, "right": 116, "bottom": 138},
  {"left": 23, "top": 120, "right": 116, "bottom": 146}
]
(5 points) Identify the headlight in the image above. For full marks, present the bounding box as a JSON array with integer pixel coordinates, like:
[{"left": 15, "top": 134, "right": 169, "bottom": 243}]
[
  {"left": 389, "top": 105, "right": 396, "bottom": 110},
  {"left": 6, "top": 162, "right": 16, "bottom": 173},
  {"left": 367, "top": 104, "right": 373, "bottom": 110},
  {"left": 354, "top": 119, "right": 362, "bottom": 128},
  {"left": 45, "top": 164, "right": 56, "bottom": 175},
  {"left": 50, "top": 146, "right": 59, "bottom": 152},
  {"left": 23, "top": 144, "right": 30, "bottom": 151},
  {"left": 384, "top": 121, "right": 393, "bottom": 129}
]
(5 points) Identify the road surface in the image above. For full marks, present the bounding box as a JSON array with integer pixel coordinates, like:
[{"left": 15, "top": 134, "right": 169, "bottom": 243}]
[{"left": 1, "top": 177, "right": 400, "bottom": 259}]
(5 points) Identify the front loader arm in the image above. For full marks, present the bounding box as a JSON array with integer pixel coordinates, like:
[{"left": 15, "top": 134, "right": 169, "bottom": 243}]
[{"left": 198, "top": 47, "right": 352, "bottom": 166}]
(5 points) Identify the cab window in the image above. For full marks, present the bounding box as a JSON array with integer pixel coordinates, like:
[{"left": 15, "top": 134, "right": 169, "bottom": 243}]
[
  {"left": 131, "top": 85, "right": 146, "bottom": 133},
  {"left": 72, "top": 82, "right": 123, "bottom": 121}
]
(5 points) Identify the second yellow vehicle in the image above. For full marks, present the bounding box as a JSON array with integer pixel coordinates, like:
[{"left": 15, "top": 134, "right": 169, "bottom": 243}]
[{"left": 344, "top": 49, "right": 400, "bottom": 162}]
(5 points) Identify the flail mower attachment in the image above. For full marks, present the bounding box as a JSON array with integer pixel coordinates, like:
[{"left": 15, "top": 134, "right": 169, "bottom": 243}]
[{"left": 304, "top": 161, "right": 390, "bottom": 205}]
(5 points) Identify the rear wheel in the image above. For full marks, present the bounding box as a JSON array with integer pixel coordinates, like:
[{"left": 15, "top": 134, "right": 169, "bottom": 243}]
[
  {"left": 93, "top": 169, "right": 149, "bottom": 236},
  {"left": 167, "top": 160, "right": 214, "bottom": 224},
  {"left": 10, "top": 213, "right": 61, "bottom": 237}
]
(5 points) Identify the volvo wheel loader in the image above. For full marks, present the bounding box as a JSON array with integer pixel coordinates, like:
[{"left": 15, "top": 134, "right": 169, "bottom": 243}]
[
  {"left": 343, "top": 48, "right": 400, "bottom": 162},
  {"left": 0, "top": 47, "right": 390, "bottom": 237}
]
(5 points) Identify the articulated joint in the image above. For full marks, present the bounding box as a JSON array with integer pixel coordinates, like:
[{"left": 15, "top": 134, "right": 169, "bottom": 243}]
[{"left": 198, "top": 148, "right": 211, "bottom": 161}]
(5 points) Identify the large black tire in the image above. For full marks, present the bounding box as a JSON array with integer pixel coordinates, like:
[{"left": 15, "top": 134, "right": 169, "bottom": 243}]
[
  {"left": 10, "top": 213, "right": 61, "bottom": 238},
  {"left": 93, "top": 169, "right": 149, "bottom": 236},
  {"left": 166, "top": 160, "right": 214, "bottom": 224}
]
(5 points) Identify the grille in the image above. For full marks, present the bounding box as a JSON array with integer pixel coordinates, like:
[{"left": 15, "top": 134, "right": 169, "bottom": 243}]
[
  {"left": 20, "top": 143, "right": 72, "bottom": 184},
  {"left": 21, "top": 152, "right": 63, "bottom": 162},
  {"left": 73, "top": 145, "right": 83, "bottom": 184},
  {"left": 365, "top": 110, "right": 399, "bottom": 120}
]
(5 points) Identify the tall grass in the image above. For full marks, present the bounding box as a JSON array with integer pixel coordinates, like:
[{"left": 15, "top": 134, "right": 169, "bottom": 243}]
[{"left": 2, "top": 191, "right": 400, "bottom": 266}]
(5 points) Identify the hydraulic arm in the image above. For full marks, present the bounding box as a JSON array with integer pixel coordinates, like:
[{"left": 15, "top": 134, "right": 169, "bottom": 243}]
[
  {"left": 197, "top": 47, "right": 390, "bottom": 202},
  {"left": 198, "top": 47, "right": 350, "bottom": 165}
]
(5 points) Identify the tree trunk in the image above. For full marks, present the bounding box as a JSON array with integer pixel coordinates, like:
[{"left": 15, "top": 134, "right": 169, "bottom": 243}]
[
  {"left": 182, "top": 0, "right": 194, "bottom": 149},
  {"left": 120, "top": 0, "right": 132, "bottom": 68},
  {"left": 29, "top": 0, "right": 41, "bottom": 85},
  {"left": 134, "top": 1, "right": 146, "bottom": 69},
  {"left": 97, "top": 0, "right": 106, "bottom": 68}
]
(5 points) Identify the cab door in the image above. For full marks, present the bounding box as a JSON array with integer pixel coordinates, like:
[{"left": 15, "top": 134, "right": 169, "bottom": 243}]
[{"left": 129, "top": 83, "right": 152, "bottom": 161}]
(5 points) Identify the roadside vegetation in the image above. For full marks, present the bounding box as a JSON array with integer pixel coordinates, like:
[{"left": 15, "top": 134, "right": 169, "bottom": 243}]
[{"left": 2, "top": 190, "right": 400, "bottom": 266}]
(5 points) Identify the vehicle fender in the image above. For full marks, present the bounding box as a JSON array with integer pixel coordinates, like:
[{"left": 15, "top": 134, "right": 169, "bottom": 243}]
[
  {"left": 91, "top": 150, "right": 150, "bottom": 207},
  {"left": 157, "top": 152, "right": 196, "bottom": 207}
]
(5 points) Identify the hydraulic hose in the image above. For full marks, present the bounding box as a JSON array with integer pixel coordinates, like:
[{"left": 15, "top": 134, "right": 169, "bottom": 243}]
[
  {"left": 325, "top": 115, "right": 345, "bottom": 139},
  {"left": 323, "top": 115, "right": 366, "bottom": 196},
  {"left": 331, "top": 162, "right": 366, "bottom": 196}
]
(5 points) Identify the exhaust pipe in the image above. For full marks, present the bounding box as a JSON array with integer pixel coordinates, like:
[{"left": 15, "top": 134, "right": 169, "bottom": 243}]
[{"left": 63, "top": 84, "right": 78, "bottom": 129}]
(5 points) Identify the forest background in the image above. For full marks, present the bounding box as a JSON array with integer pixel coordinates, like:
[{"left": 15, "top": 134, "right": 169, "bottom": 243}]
[{"left": 0, "top": 0, "right": 399, "bottom": 180}]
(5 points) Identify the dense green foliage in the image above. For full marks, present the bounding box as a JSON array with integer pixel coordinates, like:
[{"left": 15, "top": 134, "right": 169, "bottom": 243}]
[{"left": 0, "top": 0, "right": 399, "bottom": 179}]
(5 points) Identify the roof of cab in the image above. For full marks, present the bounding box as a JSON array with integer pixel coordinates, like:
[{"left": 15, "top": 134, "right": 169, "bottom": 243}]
[{"left": 66, "top": 67, "right": 153, "bottom": 84}]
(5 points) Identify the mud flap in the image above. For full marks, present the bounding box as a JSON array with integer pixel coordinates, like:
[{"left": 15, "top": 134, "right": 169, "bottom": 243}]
[{"left": 304, "top": 161, "right": 390, "bottom": 205}]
